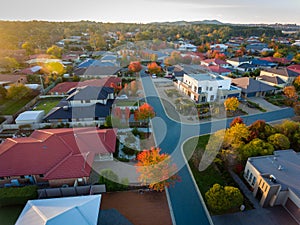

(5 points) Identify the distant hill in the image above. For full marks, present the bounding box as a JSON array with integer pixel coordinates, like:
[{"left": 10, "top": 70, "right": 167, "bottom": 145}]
[{"left": 150, "top": 20, "right": 224, "bottom": 26}]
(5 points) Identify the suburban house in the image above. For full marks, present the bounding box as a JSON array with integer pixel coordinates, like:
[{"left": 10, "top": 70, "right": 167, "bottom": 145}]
[
  {"left": 250, "top": 59, "right": 278, "bottom": 69},
  {"left": 260, "top": 57, "right": 291, "bottom": 65},
  {"left": 44, "top": 86, "right": 114, "bottom": 123},
  {"left": 16, "top": 195, "right": 101, "bottom": 225},
  {"left": 226, "top": 57, "right": 251, "bottom": 68},
  {"left": 231, "top": 77, "right": 277, "bottom": 98},
  {"left": 177, "top": 72, "right": 241, "bottom": 102},
  {"left": 201, "top": 58, "right": 232, "bottom": 68},
  {"left": 178, "top": 43, "right": 197, "bottom": 52},
  {"left": 49, "top": 77, "right": 121, "bottom": 95},
  {"left": 0, "top": 128, "right": 117, "bottom": 187},
  {"left": 0, "top": 74, "right": 27, "bottom": 87},
  {"left": 74, "top": 66, "right": 122, "bottom": 78},
  {"left": 210, "top": 44, "right": 228, "bottom": 53},
  {"left": 236, "top": 63, "right": 257, "bottom": 73},
  {"left": 246, "top": 43, "right": 271, "bottom": 54},
  {"left": 244, "top": 150, "right": 300, "bottom": 223},
  {"left": 206, "top": 65, "right": 232, "bottom": 76},
  {"left": 258, "top": 67, "right": 300, "bottom": 87}
]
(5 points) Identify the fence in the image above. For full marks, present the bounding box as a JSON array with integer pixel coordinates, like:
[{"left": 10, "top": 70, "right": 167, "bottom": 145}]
[{"left": 37, "top": 184, "right": 106, "bottom": 199}]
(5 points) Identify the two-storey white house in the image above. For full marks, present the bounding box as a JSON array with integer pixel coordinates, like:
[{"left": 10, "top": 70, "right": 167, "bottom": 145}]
[{"left": 177, "top": 73, "right": 241, "bottom": 103}]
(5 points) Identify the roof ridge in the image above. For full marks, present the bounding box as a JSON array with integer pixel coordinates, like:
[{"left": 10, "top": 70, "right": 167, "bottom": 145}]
[
  {"left": 30, "top": 203, "right": 48, "bottom": 222},
  {"left": 44, "top": 151, "right": 73, "bottom": 179}
]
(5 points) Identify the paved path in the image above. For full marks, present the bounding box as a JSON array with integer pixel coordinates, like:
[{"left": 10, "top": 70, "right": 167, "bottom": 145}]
[
  {"left": 248, "top": 97, "right": 281, "bottom": 112},
  {"left": 140, "top": 72, "right": 295, "bottom": 225}
]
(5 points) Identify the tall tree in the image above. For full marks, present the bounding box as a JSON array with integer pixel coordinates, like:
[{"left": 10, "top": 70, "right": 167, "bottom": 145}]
[
  {"left": 147, "top": 62, "right": 161, "bottom": 75},
  {"left": 136, "top": 147, "right": 180, "bottom": 192},
  {"left": 134, "top": 103, "right": 155, "bottom": 124},
  {"left": 6, "top": 84, "right": 31, "bottom": 100},
  {"left": 128, "top": 61, "right": 142, "bottom": 74},
  {"left": 224, "top": 97, "right": 239, "bottom": 113},
  {"left": 46, "top": 45, "right": 62, "bottom": 58}
]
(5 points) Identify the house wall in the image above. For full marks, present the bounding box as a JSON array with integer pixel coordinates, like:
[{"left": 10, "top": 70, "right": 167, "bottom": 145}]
[
  {"left": 48, "top": 177, "right": 89, "bottom": 188},
  {"left": 260, "top": 70, "right": 296, "bottom": 86},
  {"left": 180, "top": 74, "right": 232, "bottom": 102},
  {"left": 70, "top": 99, "right": 107, "bottom": 107}
]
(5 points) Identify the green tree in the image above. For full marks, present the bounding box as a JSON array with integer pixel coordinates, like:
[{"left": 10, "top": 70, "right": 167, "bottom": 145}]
[
  {"left": 46, "top": 45, "right": 62, "bottom": 58},
  {"left": 21, "top": 41, "right": 35, "bottom": 55},
  {"left": 6, "top": 84, "right": 31, "bottom": 100},
  {"left": 224, "top": 123, "right": 250, "bottom": 150},
  {"left": 293, "top": 76, "right": 300, "bottom": 91},
  {"left": 239, "top": 138, "right": 274, "bottom": 161},
  {"left": 0, "top": 86, "right": 7, "bottom": 99},
  {"left": 205, "top": 184, "right": 243, "bottom": 214},
  {"left": 268, "top": 133, "right": 290, "bottom": 150}
]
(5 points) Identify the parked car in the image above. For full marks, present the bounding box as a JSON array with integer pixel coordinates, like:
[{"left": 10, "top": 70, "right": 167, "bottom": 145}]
[
  {"left": 116, "top": 94, "right": 128, "bottom": 99},
  {"left": 152, "top": 74, "right": 157, "bottom": 78}
]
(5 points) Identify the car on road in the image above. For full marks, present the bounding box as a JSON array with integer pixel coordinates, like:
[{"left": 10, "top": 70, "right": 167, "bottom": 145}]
[
  {"left": 152, "top": 74, "right": 157, "bottom": 78},
  {"left": 116, "top": 94, "right": 128, "bottom": 99}
]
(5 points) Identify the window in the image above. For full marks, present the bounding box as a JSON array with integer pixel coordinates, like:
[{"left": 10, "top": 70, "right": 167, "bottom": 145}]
[
  {"left": 210, "top": 95, "right": 214, "bottom": 101},
  {"left": 245, "top": 169, "right": 249, "bottom": 178},
  {"left": 198, "top": 87, "right": 202, "bottom": 93},
  {"left": 20, "top": 175, "right": 25, "bottom": 179},
  {"left": 218, "top": 85, "right": 223, "bottom": 88},
  {"left": 39, "top": 174, "right": 44, "bottom": 178},
  {"left": 262, "top": 182, "right": 265, "bottom": 189},
  {"left": 252, "top": 177, "right": 256, "bottom": 186},
  {"left": 249, "top": 173, "right": 253, "bottom": 182},
  {"left": 86, "top": 100, "right": 91, "bottom": 103},
  {"left": 259, "top": 179, "right": 262, "bottom": 185},
  {"left": 209, "top": 87, "right": 213, "bottom": 91},
  {"left": 265, "top": 186, "right": 268, "bottom": 192},
  {"left": 206, "top": 87, "right": 208, "bottom": 91}
]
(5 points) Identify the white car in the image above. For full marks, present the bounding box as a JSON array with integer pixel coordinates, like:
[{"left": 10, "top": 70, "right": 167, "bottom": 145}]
[
  {"left": 152, "top": 74, "right": 157, "bottom": 78},
  {"left": 116, "top": 94, "right": 128, "bottom": 99}
]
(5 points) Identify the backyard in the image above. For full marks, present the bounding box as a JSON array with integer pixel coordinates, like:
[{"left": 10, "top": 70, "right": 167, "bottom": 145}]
[
  {"left": 0, "top": 97, "right": 34, "bottom": 115},
  {"left": 33, "top": 97, "right": 62, "bottom": 114},
  {"left": 0, "top": 205, "right": 24, "bottom": 225}
]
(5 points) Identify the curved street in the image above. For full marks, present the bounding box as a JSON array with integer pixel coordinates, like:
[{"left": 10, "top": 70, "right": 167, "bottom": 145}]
[{"left": 140, "top": 73, "right": 295, "bottom": 225}]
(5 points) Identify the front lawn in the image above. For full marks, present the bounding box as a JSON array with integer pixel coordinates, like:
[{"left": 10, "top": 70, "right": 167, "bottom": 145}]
[
  {"left": 34, "top": 98, "right": 62, "bottom": 114},
  {"left": 183, "top": 135, "right": 235, "bottom": 194},
  {"left": 0, "top": 205, "right": 24, "bottom": 225},
  {"left": 0, "top": 97, "right": 34, "bottom": 115}
]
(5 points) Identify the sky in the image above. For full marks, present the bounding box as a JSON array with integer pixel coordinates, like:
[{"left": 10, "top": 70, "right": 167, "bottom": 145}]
[{"left": 0, "top": 0, "right": 300, "bottom": 24}]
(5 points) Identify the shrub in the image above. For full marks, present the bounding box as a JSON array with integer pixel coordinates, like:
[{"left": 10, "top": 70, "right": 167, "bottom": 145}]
[
  {"left": 122, "top": 146, "right": 138, "bottom": 156},
  {"left": 0, "top": 186, "right": 38, "bottom": 207}
]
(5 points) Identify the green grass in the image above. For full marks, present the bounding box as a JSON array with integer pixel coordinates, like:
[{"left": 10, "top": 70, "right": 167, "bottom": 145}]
[
  {"left": 183, "top": 135, "right": 234, "bottom": 194},
  {"left": 0, "top": 97, "right": 33, "bottom": 115},
  {"left": 0, "top": 205, "right": 24, "bottom": 225},
  {"left": 115, "top": 100, "right": 139, "bottom": 107},
  {"left": 34, "top": 98, "right": 62, "bottom": 114}
]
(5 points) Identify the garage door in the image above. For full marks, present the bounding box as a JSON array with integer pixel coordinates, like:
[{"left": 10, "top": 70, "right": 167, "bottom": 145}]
[{"left": 285, "top": 198, "right": 300, "bottom": 223}]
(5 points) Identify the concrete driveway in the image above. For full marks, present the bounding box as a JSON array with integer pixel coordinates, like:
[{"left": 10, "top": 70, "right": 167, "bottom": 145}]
[
  {"left": 248, "top": 97, "right": 281, "bottom": 112},
  {"left": 212, "top": 206, "right": 298, "bottom": 225}
]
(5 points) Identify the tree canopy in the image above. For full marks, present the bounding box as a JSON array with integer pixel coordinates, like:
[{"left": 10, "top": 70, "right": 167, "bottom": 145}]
[
  {"left": 136, "top": 147, "right": 180, "bottom": 192},
  {"left": 205, "top": 183, "right": 243, "bottom": 214}
]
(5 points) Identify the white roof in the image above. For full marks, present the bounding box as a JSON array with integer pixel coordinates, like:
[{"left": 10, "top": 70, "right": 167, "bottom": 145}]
[
  {"left": 15, "top": 111, "right": 45, "bottom": 121},
  {"left": 15, "top": 195, "right": 101, "bottom": 225}
]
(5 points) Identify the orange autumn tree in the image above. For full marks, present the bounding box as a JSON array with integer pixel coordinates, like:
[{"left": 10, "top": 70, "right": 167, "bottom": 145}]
[
  {"left": 134, "top": 103, "right": 155, "bottom": 124},
  {"left": 128, "top": 61, "right": 142, "bottom": 74},
  {"left": 136, "top": 147, "right": 180, "bottom": 192},
  {"left": 147, "top": 62, "right": 161, "bottom": 75},
  {"left": 284, "top": 86, "right": 298, "bottom": 100}
]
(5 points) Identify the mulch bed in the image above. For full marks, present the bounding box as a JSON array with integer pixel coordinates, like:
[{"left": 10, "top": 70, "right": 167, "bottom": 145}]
[{"left": 100, "top": 190, "right": 172, "bottom": 225}]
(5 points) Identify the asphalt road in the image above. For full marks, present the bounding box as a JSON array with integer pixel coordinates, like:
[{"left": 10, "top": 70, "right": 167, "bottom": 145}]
[{"left": 140, "top": 72, "right": 295, "bottom": 225}]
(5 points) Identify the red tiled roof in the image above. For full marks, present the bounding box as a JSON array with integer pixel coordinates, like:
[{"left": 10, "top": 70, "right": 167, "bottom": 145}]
[
  {"left": 207, "top": 65, "right": 231, "bottom": 74},
  {"left": 49, "top": 77, "right": 122, "bottom": 94},
  {"left": 260, "top": 57, "right": 291, "bottom": 65},
  {"left": 287, "top": 64, "right": 300, "bottom": 74},
  {"left": 49, "top": 82, "right": 79, "bottom": 94},
  {"left": 0, "top": 74, "right": 27, "bottom": 84},
  {"left": 0, "top": 128, "right": 117, "bottom": 180},
  {"left": 203, "top": 58, "right": 227, "bottom": 65}
]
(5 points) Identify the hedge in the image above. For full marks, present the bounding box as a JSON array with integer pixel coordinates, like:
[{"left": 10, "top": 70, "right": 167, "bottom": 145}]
[{"left": 0, "top": 186, "right": 38, "bottom": 207}]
